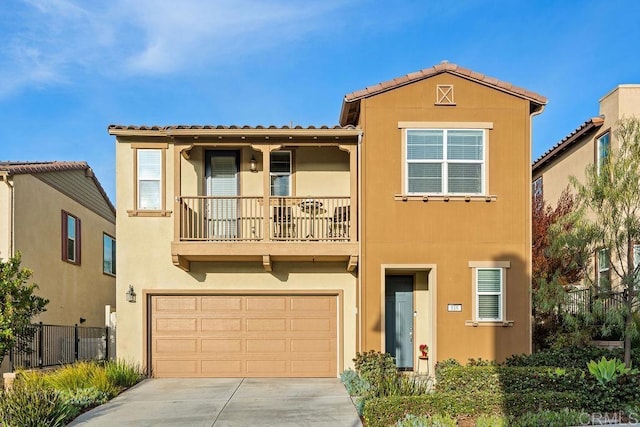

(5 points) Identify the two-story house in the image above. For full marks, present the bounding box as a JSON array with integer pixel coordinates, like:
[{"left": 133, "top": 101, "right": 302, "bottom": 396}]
[
  {"left": 110, "top": 62, "right": 545, "bottom": 378},
  {"left": 0, "top": 162, "right": 116, "bottom": 327},
  {"left": 532, "top": 85, "right": 640, "bottom": 294}
]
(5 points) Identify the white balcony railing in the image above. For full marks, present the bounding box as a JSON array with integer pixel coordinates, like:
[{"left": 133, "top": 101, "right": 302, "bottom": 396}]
[{"left": 179, "top": 196, "right": 352, "bottom": 242}]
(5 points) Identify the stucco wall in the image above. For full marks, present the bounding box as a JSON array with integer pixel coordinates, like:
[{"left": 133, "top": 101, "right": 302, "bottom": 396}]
[
  {"left": 116, "top": 141, "right": 357, "bottom": 373},
  {"left": 358, "top": 73, "right": 534, "bottom": 362},
  {"left": 11, "top": 174, "right": 115, "bottom": 327}
]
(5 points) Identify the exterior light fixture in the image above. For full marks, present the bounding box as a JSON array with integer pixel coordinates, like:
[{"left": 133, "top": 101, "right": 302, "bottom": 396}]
[
  {"left": 249, "top": 156, "right": 258, "bottom": 173},
  {"left": 126, "top": 285, "right": 137, "bottom": 303}
]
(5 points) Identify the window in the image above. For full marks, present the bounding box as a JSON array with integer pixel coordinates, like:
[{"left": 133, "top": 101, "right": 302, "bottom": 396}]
[
  {"left": 476, "top": 268, "right": 503, "bottom": 321},
  {"left": 597, "top": 248, "right": 611, "bottom": 292},
  {"left": 137, "top": 149, "right": 162, "bottom": 210},
  {"left": 62, "top": 211, "right": 81, "bottom": 265},
  {"left": 597, "top": 132, "right": 610, "bottom": 175},
  {"left": 406, "top": 129, "right": 484, "bottom": 195},
  {"left": 633, "top": 244, "right": 640, "bottom": 285},
  {"left": 532, "top": 177, "right": 543, "bottom": 199},
  {"left": 103, "top": 234, "right": 116, "bottom": 275},
  {"left": 270, "top": 151, "right": 291, "bottom": 196}
]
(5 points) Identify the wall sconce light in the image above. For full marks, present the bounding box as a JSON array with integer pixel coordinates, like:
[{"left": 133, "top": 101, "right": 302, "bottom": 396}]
[
  {"left": 126, "top": 285, "right": 137, "bottom": 303},
  {"left": 79, "top": 317, "right": 86, "bottom": 324},
  {"left": 249, "top": 156, "right": 258, "bottom": 173}
]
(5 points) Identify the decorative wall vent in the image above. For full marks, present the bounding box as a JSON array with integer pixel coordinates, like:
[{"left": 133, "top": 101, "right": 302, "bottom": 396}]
[{"left": 436, "top": 85, "right": 455, "bottom": 105}]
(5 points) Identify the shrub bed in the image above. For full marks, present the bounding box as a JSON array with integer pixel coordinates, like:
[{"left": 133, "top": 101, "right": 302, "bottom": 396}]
[
  {"left": 363, "top": 391, "right": 584, "bottom": 427},
  {"left": 505, "top": 345, "right": 640, "bottom": 368}
]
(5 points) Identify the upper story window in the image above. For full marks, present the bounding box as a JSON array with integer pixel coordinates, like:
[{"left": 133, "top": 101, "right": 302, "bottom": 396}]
[
  {"left": 270, "top": 151, "right": 291, "bottom": 196},
  {"left": 597, "top": 248, "right": 611, "bottom": 292},
  {"left": 137, "top": 149, "right": 162, "bottom": 210},
  {"left": 596, "top": 132, "right": 610, "bottom": 175},
  {"left": 62, "top": 211, "right": 81, "bottom": 265},
  {"left": 406, "top": 129, "right": 484, "bottom": 195},
  {"left": 532, "top": 177, "right": 543, "bottom": 199},
  {"left": 103, "top": 233, "right": 116, "bottom": 276}
]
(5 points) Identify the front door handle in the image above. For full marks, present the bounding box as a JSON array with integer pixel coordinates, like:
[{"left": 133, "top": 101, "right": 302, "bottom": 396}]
[{"left": 409, "top": 329, "right": 413, "bottom": 343}]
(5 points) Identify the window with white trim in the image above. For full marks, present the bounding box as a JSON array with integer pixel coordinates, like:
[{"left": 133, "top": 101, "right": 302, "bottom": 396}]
[
  {"left": 103, "top": 233, "right": 116, "bottom": 276},
  {"left": 406, "top": 129, "right": 484, "bottom": 195},
  {"left": 476, "top": 268, "right": 503, "bottom": 321},
  {"left": 597, "top": 248, "right": 611, "bottom": 292},
  {"left": 137, "top": 149, "right": 162, "bottom": 210},
  {"left": 634, "top": 244, "right": 640, "bottom": 285},
  {"left": 597, "top": 132, "right": 610, "bottom": 175},
  {"left": 62, "top": 211, "right": 81, "bottom": 265},
  {"left": 270, "top": 151, "right": 291, "bottom": 196}
]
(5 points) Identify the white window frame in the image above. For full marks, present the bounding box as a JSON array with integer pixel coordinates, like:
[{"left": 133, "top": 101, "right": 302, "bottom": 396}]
[
  {"left": 137, "top": 149, "right": 162, "bottom": 210},
  {"left": 596, "top": 132, "right": 610, "bottom": 175},
  {"left": 597, "top": 248, "right": 611, "bottom": 292},
  {"left": 103, "top": 233, "right": 116, "bottom": 276},
  {"left": 270, "top": 150, "right": 292, "bottom": 196},
  {"left": 405, "top": 128, "right": 485, "bottom": 195},
  {"left": 475, "top": 267, "right": 503, "bottom": 322}
]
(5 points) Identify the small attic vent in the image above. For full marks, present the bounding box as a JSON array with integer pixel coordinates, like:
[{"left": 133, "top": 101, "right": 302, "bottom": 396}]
[{"left": 436, "top": 84, "right": 455, "bottom": 105}]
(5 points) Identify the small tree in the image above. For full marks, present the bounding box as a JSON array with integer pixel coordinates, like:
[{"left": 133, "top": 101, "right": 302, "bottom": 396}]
[
  {"left": 563, "top": 117, "right": 640, "bottom": 367},
  {"left": 532, "top": 188, "right": 585, "bottom": 349},
  {"left": 0, "top": 252, "right": 49, "bottom": 361}
]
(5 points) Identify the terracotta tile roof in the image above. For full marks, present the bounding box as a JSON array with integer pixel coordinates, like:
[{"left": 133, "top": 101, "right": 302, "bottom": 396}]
[
  {"left": 108, "top": 124, "right": 356, "bottom": 131},
  {"left": 0, "top": 161, "right": 115, "bottom": 215},
  {"left": 340, "top": 62, "right": 547, "bottom": 126},
  {"left": 0, "top": 161, "right": 89, "bottom": 175},
  {"left": 532, "top": 116, "right": 605, "bottom": 173}
]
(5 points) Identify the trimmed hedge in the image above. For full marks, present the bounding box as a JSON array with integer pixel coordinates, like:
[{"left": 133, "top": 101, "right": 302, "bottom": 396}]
[
  {"left": 362, "top": 392, "right": 584, "bottom": 427},
  {"left": 505, "top": 345, "right": 640, "bottom": 368},
  {"left": 436, "top": 365, "right": 586, "bottom": 394}
]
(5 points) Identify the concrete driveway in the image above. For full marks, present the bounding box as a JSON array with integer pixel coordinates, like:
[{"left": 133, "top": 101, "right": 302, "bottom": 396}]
[{"left": 69, "top": 378, "right": 362, "bottom": 427}]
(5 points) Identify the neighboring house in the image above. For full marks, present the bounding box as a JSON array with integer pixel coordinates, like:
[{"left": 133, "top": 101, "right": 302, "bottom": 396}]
[
  {"left": 0, "top": 161, "right": 116, "bottom": 328},
  {"left": 532, "top": 85, "right": 640, "bottom": 295},
  {"left": 109, "top": 62, "right": 546, "bottom": 378}
]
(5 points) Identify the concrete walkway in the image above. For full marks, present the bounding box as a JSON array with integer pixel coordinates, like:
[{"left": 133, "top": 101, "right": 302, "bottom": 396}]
[{"left": 69, "top": 378, "right": 362, "bottom": 427}]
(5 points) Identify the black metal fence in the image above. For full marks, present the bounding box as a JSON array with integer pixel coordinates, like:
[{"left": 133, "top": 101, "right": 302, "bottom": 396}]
[
  {"left": 565, "top": 288, "right": 626, "bottom": 315},
  {"left": 9, "top": 323, "right": 110, "bottom": 371}
]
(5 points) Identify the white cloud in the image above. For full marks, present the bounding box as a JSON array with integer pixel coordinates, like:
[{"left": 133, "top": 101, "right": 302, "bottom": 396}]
[{"left": 0, "top": 0, "right": 356, "bottom": 96}]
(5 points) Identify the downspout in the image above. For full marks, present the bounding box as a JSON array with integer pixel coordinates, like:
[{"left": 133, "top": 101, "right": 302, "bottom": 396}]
[
  {"left": 528, "top": 103, "right": 546, "bottom": 354},
  {"left": 357, "top": 130, "right": 363, "bottom": 354}
]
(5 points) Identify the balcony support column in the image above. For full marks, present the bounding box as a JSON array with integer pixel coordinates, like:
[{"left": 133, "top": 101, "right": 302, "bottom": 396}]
[{"left": 339, "top": 144, "right": 358, "bottom": 243}]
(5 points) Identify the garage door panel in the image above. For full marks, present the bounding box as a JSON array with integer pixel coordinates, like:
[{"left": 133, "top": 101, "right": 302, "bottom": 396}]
[
  {"left": 151, "top": 295, "right": 337, "bottom": 378},
  {"left": 155, "top": 338, "right": 198, "bottom": 353},
  {"left": 246, "top": 318, "right": 286, "bottom": 332},
  {"left": 201, "top": 318, "right": 241, "bottom": 332},
  {"left": 201, "top": 296, "right": 242, "bottom": 312},
  {"left": 246, "top": 339, "right": 286, "bottom": 353},
  {"left": 156, "top": 318, "right": 198, "bottom": 332},
  {"left": 201, "top": 339, "right": 242, "bottom": 353},
  {"left": 246, "top": 297, "right": 286, "bottom": 311},
  {"left": 155, "top": 296, "right": 198, "bottom": 312}
]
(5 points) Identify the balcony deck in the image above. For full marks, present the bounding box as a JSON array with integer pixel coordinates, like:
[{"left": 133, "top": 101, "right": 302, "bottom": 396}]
[{"left": 172, "top": 196, "right": 358, "bottom": 271}]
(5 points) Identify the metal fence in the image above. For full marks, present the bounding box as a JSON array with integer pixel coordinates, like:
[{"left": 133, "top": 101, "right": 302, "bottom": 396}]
[
  {"left": 565, "top": 288, "right": 626, "bottom": 315},
  {"left": 9, "top": 323, "right": 110, "bottom": 371}
]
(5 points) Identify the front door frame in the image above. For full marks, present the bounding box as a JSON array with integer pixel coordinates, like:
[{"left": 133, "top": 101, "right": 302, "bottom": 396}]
[{"left": 380, "top": 264, "right": 436, "bottom": 373}]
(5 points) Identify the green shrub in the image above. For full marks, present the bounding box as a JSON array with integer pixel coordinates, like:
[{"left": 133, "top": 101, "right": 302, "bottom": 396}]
[
  {"left": 362, "top": 391, "right": 584, "bottom": 427},
  {"left": 104, "top": 359, "right": 145, "bottom": 388},
  {"left": 433, "top": 358, "right": 460, "bottom": 377},
  {"left": 353, "top": 350, "right": 397, "bottom": 394},
  {"left": 0, "top": 382, "right": 72, "bottom": 427},
  {"left": 339, "top": 368, "right": 370, "bottom": 396},
  {"left": 396, "top": 413, "right": 457, "bottom": 427},
  {"left": 505, "top": 345, "right": 640, "bottom": 368},
  {"left": 587, "top": 356, "right": 631, "bottom": 385},
  {"left": 582, "top": 372, "right": 640, "bottom": 412},
  {"left": 435, "top": 365, "right": 586, "bottom": 395},
  {"left": 510, "top": 409, "right": 586, "bottom": 427},
  {"left": 57, "top": 387, "right": 110, "bottom": 416},
  {"left": 475, "top": 414, "right": 507, "bottom": 427}
]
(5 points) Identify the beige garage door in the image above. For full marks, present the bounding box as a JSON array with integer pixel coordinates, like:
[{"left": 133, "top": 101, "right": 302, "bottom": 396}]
[{"left": 150, "top": 294, "right": 338, "bottom": 378}]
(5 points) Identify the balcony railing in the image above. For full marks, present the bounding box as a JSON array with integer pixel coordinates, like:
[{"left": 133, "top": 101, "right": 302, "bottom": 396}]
[
  {"left": 565, "top": 288, "right": 626, "bottom": 315},
  {"left": 179, "top": 196, "right": 352, "bottom": 242}
]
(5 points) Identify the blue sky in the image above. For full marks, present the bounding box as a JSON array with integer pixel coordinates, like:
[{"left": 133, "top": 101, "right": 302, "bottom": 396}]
[{"left": 1, "top": 0, "right": 639, "bottom": 202}]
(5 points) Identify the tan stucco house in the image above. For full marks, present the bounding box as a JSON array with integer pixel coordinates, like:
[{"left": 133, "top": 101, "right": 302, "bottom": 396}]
[
  {"left": 110, "top": 62, "right": 545, "bottom": 378},
  {"left": 0, "top": 161, "right": 116, "bottom": 328},
  {"left": 532, "top": 85, "right": 640, "bottom": 292}
]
